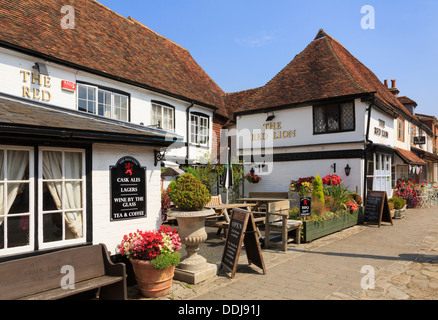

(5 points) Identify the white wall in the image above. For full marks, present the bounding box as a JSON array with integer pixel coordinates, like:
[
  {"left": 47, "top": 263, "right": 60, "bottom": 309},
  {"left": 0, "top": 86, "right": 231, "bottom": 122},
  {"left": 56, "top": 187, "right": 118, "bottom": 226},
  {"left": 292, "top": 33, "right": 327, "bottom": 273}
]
[
  {"left": 92, "top": 143, "right": 161, "bottom": 254},
  {"left": 236, "top": 98, "right": 368, "bottom": 151},
  {"left": 244, "top": 158, "right": 364, "bottom": 198}
]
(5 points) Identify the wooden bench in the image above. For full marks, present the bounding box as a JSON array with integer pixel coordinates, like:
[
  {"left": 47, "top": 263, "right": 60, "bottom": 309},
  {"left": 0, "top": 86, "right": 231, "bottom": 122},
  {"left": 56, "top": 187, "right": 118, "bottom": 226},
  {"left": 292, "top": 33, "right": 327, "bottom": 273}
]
[
  {"left": 0, "top": 244, "right": 127, "bottom": 300},
  {"left": 266, "top": 200, "right": 302, "bottom": 251}
]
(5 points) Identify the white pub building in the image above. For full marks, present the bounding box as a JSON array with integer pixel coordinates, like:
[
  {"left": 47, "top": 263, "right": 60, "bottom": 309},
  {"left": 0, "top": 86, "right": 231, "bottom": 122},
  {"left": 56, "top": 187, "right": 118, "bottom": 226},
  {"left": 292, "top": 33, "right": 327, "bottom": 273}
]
[
  {"left": 0, "top": 0, "right": 225, "bottom": 259},
  {"left": 230, "top": 30, "right": 436, "bottom": 200}
]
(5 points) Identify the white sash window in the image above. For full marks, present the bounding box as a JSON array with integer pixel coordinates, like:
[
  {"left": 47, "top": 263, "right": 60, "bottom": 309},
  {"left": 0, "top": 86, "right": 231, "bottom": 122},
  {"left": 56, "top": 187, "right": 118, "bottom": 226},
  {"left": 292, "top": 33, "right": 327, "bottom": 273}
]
[
  {"left": 0, "top": 147, "right": 34, "bottom": 256},
  {"left": 39, "top": 148, "right": 86, "bottom": 249}
]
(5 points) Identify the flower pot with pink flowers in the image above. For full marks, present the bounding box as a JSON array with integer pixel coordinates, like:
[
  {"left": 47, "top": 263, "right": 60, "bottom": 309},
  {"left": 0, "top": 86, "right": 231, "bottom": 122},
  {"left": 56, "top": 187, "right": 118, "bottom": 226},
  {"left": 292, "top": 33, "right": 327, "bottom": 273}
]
[{"left": 118, "top": 225, "right": 182, "bottom": 298}]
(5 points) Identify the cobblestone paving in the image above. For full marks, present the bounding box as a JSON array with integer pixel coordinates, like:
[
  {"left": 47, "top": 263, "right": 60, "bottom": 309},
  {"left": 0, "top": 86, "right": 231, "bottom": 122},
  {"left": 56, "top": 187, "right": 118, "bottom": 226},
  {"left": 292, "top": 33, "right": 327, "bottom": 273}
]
[{"left": 129, "top": 207, "right": 438, "bottom": 300}]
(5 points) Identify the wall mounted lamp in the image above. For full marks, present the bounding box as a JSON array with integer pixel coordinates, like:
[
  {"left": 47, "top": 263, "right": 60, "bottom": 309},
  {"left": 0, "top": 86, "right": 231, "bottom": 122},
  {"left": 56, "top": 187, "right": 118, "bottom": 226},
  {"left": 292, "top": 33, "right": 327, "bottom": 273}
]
[
  {"left": 266, "top": 113, "right": 276, "bottom": 122},
  {"left": 345, "top": 164, "right": 351, "bottom": 176},
  {"left": 33, "top": 62, "right": 49, "bottom": 76}
]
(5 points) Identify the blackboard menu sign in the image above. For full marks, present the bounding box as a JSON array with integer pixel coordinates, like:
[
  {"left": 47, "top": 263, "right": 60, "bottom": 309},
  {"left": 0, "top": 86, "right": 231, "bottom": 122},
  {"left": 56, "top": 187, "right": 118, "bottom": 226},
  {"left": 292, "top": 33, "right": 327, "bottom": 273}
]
[
  {"left": 110, "top": 156, "right": 146, "bottom": 221},
  {"left": 221, "top": 209, "right": 266, "bottom": 279},
  {"left": 364, "top": 191, "right": 393, "bottom": 227}
]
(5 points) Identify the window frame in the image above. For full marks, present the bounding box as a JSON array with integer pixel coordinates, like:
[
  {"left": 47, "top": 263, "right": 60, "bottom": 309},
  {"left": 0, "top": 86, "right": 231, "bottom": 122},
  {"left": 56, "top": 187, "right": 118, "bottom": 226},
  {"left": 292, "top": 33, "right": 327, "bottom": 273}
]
[
  {"left": 397, "top": 117, "right": 405, "bottom": 142},
  {"left": 77, "top": 82, "right": 130, "bottom": 122},
  {"left": 38, "top": 147, "right": 86, "bottom": 250},
  {"left": 0, "top": 146, "right": 34, "bottom": 257},
  {"left": 312, "top": 100, "right": 356, "bottom": 135},
  {"left": 151, "top": 101, "right": 175, "bottom": 131},
  {"left": 190, "top": 112, "right": 210, "bottom": 147}
]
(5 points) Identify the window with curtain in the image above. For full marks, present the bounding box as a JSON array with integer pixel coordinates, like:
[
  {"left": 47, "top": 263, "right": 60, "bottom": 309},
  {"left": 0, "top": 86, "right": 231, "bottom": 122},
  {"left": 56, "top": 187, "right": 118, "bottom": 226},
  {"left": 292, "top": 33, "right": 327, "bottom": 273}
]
[
  {"left": 151, "top": 103, "right": 174, "bottom": 131},
  {"left": 41, "top": 149, "right": 85, "bottom": 247},
  {"left": 0, "top": 148, "right": 32, "bottom": 254}
]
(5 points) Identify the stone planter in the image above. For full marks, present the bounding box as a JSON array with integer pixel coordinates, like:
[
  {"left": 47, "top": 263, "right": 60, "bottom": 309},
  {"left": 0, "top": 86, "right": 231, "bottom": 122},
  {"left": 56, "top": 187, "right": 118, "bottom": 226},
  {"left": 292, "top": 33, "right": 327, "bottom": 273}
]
[
  {"left": 393, "top": 205, "right": 406, "bottom": 219},
  {"left": 302, "top": 207, "right": 364, "bottom": 243},
  {"left": 130, "top": 259, "right": 175, "bottom": 298},
  {"left": 168, "top": 208, "right": 217, "bottom": 284}
]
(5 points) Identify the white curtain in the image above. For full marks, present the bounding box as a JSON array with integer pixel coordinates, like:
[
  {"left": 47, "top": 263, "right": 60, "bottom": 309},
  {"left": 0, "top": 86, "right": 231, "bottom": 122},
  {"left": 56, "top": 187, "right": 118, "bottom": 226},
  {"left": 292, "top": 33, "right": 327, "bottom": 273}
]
[
  {"left": 0, "top": 150, "right": 29, "bottom": 226},
  {"left": 43, "top": 151, "right": 83, "bottom": 239}
]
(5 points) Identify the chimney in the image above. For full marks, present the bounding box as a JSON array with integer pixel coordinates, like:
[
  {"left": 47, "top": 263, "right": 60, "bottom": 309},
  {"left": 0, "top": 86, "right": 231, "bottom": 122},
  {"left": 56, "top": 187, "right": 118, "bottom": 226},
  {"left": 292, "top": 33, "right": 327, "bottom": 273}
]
[
  {"left": 389, "top": 79, "right": 400, "bottom": 97},
  {"left": 384, "top": 79, "right": 388, "bottom": 88}
]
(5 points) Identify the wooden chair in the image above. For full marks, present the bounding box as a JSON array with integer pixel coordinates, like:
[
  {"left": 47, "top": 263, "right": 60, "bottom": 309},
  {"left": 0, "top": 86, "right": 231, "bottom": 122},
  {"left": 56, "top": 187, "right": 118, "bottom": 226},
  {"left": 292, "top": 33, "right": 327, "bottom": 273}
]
[
  {"left": 205, "top": 196, "right": 228, "bottom": 236},
  {"left": 206, "top": 195, "right": 223, "bottom": 207},
  {"left": 265, "top": 200, "right": 302, "bottom": 251}
]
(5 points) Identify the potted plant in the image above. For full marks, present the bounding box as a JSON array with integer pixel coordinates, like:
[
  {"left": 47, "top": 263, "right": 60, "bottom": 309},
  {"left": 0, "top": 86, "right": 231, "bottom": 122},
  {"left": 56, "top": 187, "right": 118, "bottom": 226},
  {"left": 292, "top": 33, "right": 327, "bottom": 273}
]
[
  {"left": 389, "top": 196, "right": 407, "bottom": 219},
  {"left": 118, "top": 225, "right": 182, "bottom": 298},
  {"left": 168, "top": 173, "right": 216, "bottom": 284},
  {"left": 245, "top": 172, "right": 262, "bottom": 184}
]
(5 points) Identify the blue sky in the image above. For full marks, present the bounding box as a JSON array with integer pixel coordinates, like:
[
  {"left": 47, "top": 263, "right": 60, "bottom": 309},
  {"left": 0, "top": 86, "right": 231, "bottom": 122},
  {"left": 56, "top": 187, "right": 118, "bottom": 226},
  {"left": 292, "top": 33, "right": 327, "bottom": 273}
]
[{"left": 99, "top": 0, "right": 438, "bottom": 117}]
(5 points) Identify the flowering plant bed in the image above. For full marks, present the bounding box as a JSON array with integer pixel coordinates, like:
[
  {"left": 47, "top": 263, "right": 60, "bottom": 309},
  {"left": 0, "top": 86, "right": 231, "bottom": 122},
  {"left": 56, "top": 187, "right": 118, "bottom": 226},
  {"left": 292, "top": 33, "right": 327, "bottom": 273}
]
[
  {"left": 300, "top": 207, "right": 364, "bottom": 243},
  {"left": 322, "top": 174, "right": 342, "bottom": 186}
]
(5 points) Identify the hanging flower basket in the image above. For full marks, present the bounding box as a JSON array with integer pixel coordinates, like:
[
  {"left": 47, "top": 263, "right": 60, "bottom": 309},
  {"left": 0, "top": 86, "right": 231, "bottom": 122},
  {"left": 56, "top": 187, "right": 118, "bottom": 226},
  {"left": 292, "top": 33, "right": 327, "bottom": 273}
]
[{"left": 245, "top": 173, "right": 262, "bottom": 184}]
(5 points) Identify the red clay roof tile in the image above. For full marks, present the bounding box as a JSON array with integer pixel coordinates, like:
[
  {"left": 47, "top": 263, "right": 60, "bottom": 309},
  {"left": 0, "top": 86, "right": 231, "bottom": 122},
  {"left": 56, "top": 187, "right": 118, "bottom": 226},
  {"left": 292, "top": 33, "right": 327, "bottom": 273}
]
[
  {"left": 0, "top": 0, "right": 226, "bottom": 113},
  {"left": 234, "top": 29, "right": 414, "bottom": 119}
]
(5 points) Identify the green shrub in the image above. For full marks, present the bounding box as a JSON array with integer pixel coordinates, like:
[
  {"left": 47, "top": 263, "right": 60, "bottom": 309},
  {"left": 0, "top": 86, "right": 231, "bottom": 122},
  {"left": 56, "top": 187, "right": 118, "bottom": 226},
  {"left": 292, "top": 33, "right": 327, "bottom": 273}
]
[
  {"left": 312, "top": 174, "right": 325, "bottom": 215},
  {"left": 289, "top": 207, "right": 300, "bottom": 219},
  {"left": 169, "top": 173, "right": 211, "bottom": 211},
  {"left": 389, "top": 196, "right": 406, "bottom": 210}
]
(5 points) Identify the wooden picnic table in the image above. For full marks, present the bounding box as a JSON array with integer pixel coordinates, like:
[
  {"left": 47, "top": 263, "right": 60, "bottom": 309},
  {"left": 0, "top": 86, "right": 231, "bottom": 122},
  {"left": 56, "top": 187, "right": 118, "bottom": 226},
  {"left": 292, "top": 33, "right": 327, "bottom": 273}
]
[
  {"left": 206, "top": 203, "right": 256, "bottom": 222},
  {"left": 236, "top": 198, "right": 293, "bottom": 213}
]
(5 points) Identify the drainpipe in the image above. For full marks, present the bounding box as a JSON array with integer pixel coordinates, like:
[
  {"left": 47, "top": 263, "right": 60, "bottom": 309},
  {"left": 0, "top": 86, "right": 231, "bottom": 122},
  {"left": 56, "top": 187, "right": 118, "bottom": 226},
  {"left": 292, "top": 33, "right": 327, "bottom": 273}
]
[
  {"left": 186, "top": 102, "right": 194, "bottom": 165},
  {"left": 364, "top": 96, "right": 375, "bottom": 200}
]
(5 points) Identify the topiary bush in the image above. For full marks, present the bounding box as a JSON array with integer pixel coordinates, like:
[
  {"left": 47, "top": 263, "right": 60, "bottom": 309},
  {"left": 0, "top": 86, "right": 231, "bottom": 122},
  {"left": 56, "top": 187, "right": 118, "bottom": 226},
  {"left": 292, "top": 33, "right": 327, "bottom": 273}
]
[
  {"left": 389, "top": 196, "right": 406, "bottom": 210},
  {"left": 169, "top": 173, "right": 211, "bottom": 211}
]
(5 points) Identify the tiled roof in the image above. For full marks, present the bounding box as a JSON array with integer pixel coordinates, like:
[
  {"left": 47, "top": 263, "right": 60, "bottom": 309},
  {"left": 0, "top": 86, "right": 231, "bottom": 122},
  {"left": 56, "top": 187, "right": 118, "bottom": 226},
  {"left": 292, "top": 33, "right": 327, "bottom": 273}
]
[
  {"left": 396, "top": 147, "right": 427, "bottom": 165},
  {"left": 0, "top": 0, "right": 226, "bottom": 114},
  {"left": 0, "top": 93, "right": 183, "bottom": 146},
  {"left": 233, "top": 29, "right": 413, "bottom": 118},
  {"left": 398, "top": 96, "right": 418, "bottom": 107}
]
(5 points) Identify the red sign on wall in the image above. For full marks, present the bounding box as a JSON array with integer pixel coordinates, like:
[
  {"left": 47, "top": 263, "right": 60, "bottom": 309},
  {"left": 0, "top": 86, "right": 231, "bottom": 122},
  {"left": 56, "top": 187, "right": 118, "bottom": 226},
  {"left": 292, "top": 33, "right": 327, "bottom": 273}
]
[{"left": 61, "top": 80, "right": 76, "bottom": 92}]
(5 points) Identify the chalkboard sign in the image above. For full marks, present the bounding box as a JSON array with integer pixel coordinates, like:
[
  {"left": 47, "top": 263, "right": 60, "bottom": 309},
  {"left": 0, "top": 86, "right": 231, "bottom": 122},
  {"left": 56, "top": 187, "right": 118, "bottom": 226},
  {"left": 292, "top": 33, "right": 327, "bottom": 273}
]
[
  {"left": 110, "top": 156, "right": 146, "bottom": 221},
  {"left": 299, "top": 197, "right": 312, "bottom": 217},
  {"left": 364, "top": 191, "right": 393, "bottom": 227},
  {"left": 220, "top": 209, "right": 266, "bottom": 279}
]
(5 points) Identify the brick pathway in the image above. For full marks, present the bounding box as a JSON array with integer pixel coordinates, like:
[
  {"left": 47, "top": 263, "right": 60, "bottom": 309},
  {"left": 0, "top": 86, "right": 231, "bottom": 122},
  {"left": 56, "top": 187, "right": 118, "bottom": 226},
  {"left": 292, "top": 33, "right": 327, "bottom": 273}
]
[{"left": 129, "top": 207, "right": 438, "bottom": 300}]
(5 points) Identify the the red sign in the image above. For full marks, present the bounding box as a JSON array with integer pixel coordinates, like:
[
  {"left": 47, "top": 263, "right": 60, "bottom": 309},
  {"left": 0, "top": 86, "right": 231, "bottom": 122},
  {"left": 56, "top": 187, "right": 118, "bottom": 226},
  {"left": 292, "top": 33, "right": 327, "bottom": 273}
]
[{"left": 61, "top": 80, "right": 76, "bottom": 92}]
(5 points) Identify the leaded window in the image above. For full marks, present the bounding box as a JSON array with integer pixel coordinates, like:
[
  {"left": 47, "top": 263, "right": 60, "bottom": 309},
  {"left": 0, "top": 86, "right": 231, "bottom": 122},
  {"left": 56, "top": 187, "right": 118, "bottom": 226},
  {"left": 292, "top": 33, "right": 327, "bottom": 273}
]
[{"left": 313, "top": 101, "right": 355, "bottom": 134}]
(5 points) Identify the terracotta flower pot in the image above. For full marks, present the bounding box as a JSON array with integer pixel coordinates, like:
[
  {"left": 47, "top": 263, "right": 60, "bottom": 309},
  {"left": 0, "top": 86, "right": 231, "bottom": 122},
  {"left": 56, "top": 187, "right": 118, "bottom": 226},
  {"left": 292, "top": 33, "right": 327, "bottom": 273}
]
[{"left": 130, "top": 259, "right": 175, "bottom": 298}]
